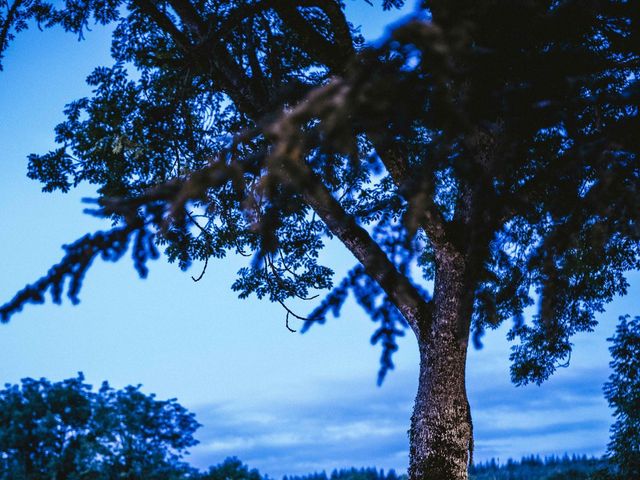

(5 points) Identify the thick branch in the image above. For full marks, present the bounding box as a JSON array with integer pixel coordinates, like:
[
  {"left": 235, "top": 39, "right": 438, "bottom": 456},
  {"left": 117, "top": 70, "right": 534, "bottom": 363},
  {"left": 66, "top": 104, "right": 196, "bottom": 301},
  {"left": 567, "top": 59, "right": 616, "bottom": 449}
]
[
  {"left": 131, "top": 0, "right": 266, "bottom": 116},
  {"left": 271, "top": 1, "right": 353, "bottom": 74},
  {"left": 300, "top": 0, "right": 355, "bottom": 52},
  {"left": 166, "top": 0, "right": 207, "bottom": 38},
  {"left": 264, "top": 81, "right": 431, "bottom": 336},
  {"left": 301, "top": 165, "right": 431, "bottom": 336},
  {"left": 133, "top": 0, "right": 192, "bottom": 53},
  {"left": 93, "top": 10, "right": 429, "bottom": 335},
  {"left": 376, "top": 142, "right": 450, "bottom": 249},
  {"left": 243, "top": 18, "right": 270, "bottom": 106}
]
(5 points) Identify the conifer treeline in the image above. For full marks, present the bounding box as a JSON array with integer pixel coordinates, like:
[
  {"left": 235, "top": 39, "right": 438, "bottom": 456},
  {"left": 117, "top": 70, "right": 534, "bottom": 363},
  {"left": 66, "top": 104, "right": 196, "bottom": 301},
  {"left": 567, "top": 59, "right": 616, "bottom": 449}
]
[
  {"left": 469, "top": 454, "right": 607, "bottom": 480},
  {"left": 278, "top": 455, "right": 609, "bottom": 480},
  {"left": 283, "top": 466, "right": 403, "bottom": 480}
]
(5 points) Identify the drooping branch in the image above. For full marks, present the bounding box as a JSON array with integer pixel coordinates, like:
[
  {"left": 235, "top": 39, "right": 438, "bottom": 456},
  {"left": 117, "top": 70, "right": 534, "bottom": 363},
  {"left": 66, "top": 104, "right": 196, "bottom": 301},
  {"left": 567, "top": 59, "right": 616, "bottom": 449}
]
[
  {"left": 0, "top": 222, "right": 157, "bottom": 323},
  {"left": 0, "top": 0, "right": 24, "bottom": 65}
]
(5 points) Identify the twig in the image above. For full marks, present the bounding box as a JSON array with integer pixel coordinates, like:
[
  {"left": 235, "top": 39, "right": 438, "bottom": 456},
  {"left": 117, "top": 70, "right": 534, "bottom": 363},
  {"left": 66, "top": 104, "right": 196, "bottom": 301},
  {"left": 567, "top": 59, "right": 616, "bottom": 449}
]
[{"left": 191, "top": 256, "right": 208, "bottom": 282}]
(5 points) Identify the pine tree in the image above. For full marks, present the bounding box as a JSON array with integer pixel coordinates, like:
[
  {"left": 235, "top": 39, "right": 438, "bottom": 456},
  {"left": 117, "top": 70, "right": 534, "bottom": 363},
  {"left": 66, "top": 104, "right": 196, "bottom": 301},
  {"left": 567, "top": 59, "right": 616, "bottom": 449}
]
[{"left": 604, "top": 315, "right": 640, "bottom": 479}]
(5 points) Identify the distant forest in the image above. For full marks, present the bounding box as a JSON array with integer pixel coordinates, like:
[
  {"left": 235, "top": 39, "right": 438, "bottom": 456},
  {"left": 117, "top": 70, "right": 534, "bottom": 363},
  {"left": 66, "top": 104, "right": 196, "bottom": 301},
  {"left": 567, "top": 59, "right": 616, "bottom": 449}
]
[
  {"left": 211, "top": 454, "right": 609, "bottom": 480},
  {"left": 468, "top": 454, "right": 608, "bottom": 480},
  {"left": 1, "top": 375, "right": 634, "bottom": 479}
]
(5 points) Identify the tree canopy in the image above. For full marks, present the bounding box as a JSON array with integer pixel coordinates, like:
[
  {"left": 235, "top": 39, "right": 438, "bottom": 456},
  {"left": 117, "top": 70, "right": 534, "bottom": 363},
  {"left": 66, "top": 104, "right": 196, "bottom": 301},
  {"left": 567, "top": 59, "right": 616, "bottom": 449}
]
[
  {"left": 1, "top": 1, "right": 638, "bottom": 478},
  {"left": 0, "top": 374, "right": 200, "bottom": 480},
  {"left": 2, "top": 0, "right": 637, "bottom": 383}
]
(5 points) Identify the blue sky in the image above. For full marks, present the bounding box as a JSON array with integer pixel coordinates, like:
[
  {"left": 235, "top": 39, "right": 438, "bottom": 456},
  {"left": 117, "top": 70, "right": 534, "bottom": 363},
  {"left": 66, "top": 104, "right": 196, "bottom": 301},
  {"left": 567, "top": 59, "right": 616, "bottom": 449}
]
[{"left": 0, "top": 1, "right": 637, "bottom": 477}]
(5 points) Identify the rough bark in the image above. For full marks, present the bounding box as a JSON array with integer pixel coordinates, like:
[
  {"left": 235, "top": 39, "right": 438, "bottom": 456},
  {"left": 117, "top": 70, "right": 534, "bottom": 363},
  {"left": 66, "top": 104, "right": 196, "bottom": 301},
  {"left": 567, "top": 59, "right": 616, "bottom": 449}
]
[{"left": 409, "top": 251, "right": 473, "bottom": 480}]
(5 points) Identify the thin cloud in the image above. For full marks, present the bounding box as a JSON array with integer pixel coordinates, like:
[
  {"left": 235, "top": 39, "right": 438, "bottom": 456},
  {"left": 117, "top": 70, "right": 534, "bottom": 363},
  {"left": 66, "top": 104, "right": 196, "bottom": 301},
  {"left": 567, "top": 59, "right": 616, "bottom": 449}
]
[{"left": 186, "top": 365, "right": 612, "bottom": 477}]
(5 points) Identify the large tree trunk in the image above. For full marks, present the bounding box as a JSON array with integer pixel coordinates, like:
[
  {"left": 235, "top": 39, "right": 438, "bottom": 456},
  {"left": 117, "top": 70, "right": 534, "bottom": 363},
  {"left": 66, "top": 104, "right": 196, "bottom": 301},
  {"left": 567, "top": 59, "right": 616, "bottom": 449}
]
[{"left": 409, "top": 253, "right": 473, "bottom": 480}]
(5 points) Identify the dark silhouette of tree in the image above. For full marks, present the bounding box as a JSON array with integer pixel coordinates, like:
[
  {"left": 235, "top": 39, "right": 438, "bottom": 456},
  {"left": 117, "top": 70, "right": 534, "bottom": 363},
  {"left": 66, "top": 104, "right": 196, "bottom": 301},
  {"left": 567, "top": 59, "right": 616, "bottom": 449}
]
[
  {"left": 199, "top": 457, "right": 263, "bottom": 480},
  {"left": 0, "top": 375, "right": 99, "bottom": 480},
  {"left": 285, "top": 467, "right": 402, "bottom": 480},
  {"left": 1, "top": 1, "right": 638, "bottom": 478},
  {"left": 469, "top": 454, "right": 605, "bottom": 480},
  {"left": 0, "top": 374, "right": 200, "bottom": 480},
  {"left": 603, "top": 315, "right": 640, "bottom": 479}
]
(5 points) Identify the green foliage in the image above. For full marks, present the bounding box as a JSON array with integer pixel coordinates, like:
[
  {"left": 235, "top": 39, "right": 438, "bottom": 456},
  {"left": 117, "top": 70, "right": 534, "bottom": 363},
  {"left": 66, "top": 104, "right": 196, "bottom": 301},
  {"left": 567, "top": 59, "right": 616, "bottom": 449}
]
[
  {"left": 0, "top": 374, "right": 200, "bottom": 480},
  {"left": 1, "top": 0, "right": 638, "bottom": 388},
  {"left": 200, "top": 457, "right": 263, "bottom": 480},
  {"left": 0, "top": 375, "right": 99, "bottom": 480},
  {"left": 603, "top": 315, "right": 640, "bottom": 479}
]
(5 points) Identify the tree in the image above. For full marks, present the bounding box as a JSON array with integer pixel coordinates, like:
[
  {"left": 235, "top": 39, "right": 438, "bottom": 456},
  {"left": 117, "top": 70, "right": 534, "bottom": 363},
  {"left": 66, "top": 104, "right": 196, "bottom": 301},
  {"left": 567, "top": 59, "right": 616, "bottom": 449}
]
[
  {"left": 0, "top": 374, "right": 200, "bottom": 480},
  {"left": 0, "top": 1, "right": 638, "bottom": 479},
  {"left": 603, "top": 315, "right": 640, "bottom": 479},
  {"left": 93, "top": 382, "right": 200, "bottom": 479},
  {"left": 199, "top": 457, "right": 263, "bottom": 480},
  {"left": 0, "top": 375, "right": 100, "bottom": 480}
]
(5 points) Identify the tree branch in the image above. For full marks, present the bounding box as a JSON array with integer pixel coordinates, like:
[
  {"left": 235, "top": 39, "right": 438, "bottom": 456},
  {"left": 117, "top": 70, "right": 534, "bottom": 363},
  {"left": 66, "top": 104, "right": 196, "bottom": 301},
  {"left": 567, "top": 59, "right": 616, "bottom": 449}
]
[
  {"left": 375, "top": 142, "right": 450, "bottom": 249},
  {"left": 0, "top": 0, "right": 24, "bottom": 62},
  {"left": 271, "top": 1, "right": 354, "bottom": 74},
  {"left": 300, "top": 0, "right": 355, "bottom": 53},
  {"left": 101, "top": 78, "right": 432, "bottom": 337},
  {"left": 262, "top": 80, "right": 431, "bottom": 336},
  {"left": 133, "top": 0, "right": 267, "bottom": 117},
  {"left": 166, "top": 0, "right": 207, "bottom": 38},
  {"left": 132, "top": 0, "right": 193, "bottom": 53}
]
